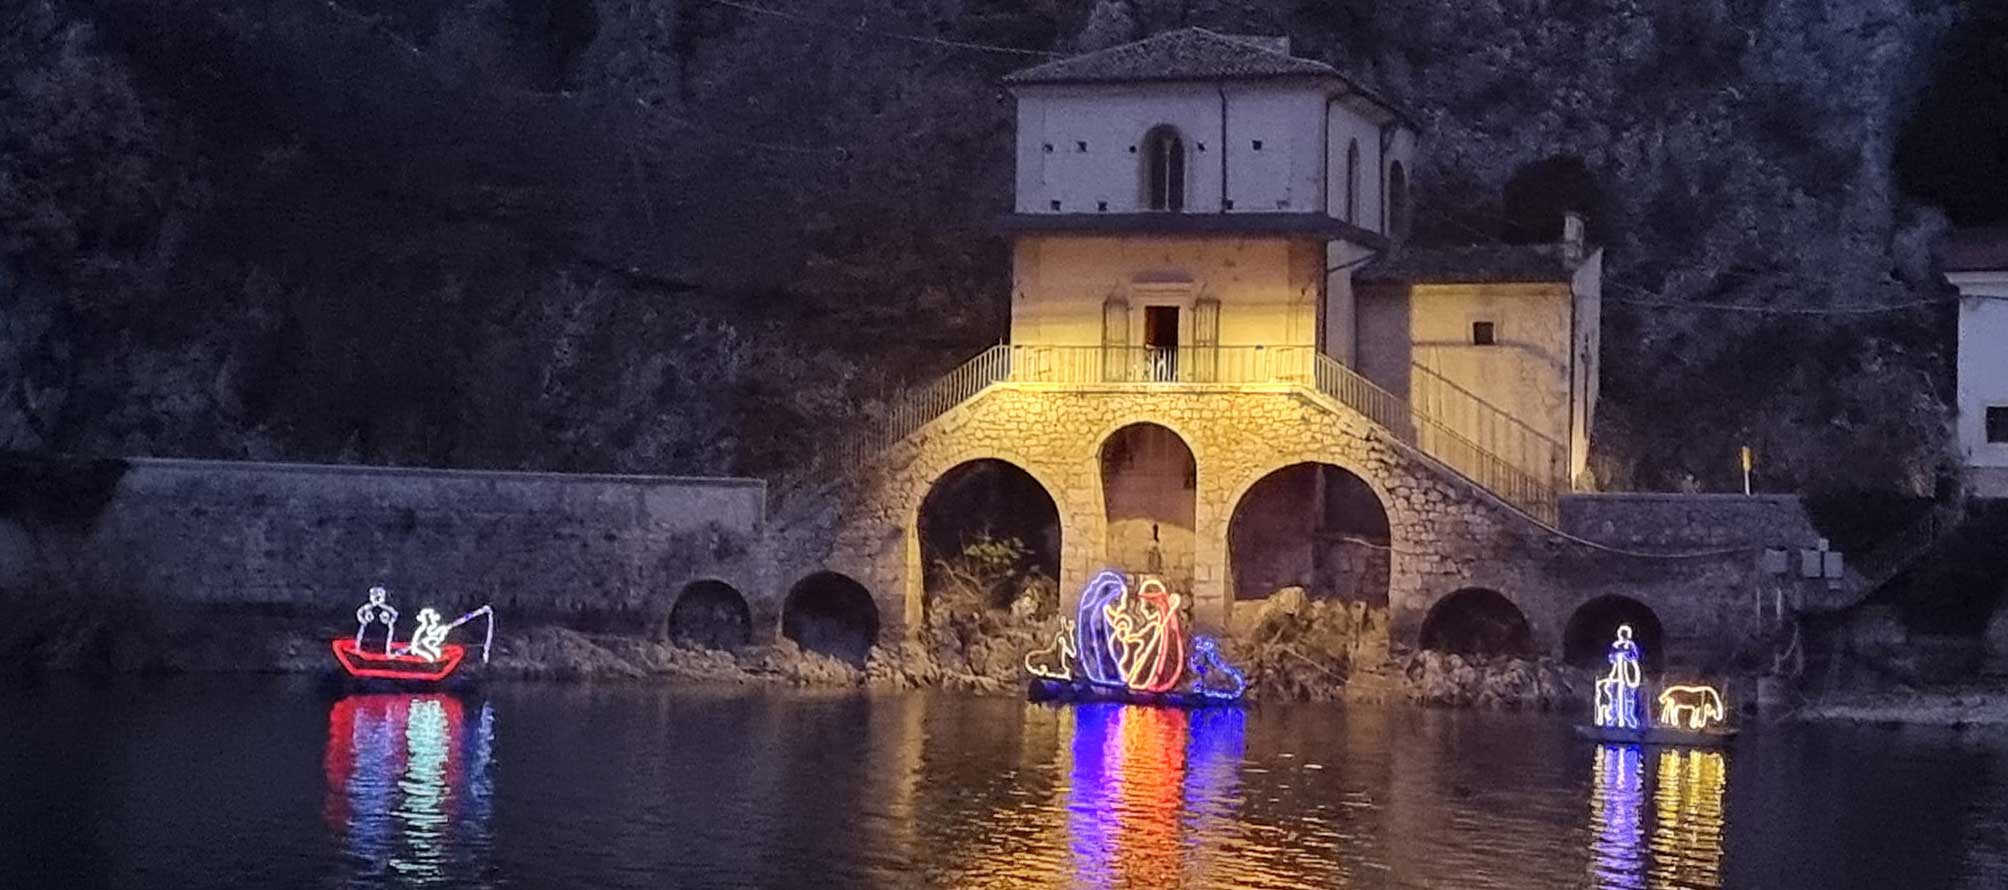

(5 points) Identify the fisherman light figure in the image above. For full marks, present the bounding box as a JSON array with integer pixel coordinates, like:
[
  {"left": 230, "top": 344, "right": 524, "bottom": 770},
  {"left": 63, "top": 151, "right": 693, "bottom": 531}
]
[
  {"left": 355, "top": 586, "right": 399, "bottom": 655},
  {"left": 407, "top": 608, "right": 449, "bottom": 663}
]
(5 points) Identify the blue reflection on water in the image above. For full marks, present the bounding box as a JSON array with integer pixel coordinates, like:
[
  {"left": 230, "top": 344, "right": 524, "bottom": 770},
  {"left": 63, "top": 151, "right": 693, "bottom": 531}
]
[
  {"left": 1590, "top": 743, "right": 1647, "bottom": 890},
  {"left": 1066, "top": 704, "right": 1247, "bottom": 889}
]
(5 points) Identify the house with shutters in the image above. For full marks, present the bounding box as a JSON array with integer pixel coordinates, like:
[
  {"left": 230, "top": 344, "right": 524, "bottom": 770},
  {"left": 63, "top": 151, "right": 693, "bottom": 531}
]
[{"left": 997, "top": 28, "right": 1603, "bottom": 492}]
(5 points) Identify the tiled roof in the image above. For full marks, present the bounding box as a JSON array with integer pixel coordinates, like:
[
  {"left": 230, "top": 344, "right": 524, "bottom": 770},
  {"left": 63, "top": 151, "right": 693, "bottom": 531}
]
[
  {"left": 1941, "top": 227, "right": 2008, "bottom": 273},
  {"left": 1354, "top": 244, "right": 1578, "bottom": 285},
  {"left": 1005, "top": 28, "right": 1342, "bottom": 85}
]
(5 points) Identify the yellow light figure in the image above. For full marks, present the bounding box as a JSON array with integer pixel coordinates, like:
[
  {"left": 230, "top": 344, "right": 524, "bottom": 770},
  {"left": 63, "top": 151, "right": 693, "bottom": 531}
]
[
  {"left": 1024, "top": 619, "right": 1079, "bottom": 681},
  {"left": 1656, "top": 684, "right": 1727, "bottom": 731}
]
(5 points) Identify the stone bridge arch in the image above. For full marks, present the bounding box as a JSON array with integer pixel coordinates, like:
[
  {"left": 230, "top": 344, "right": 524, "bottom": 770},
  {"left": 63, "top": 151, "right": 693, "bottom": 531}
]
[
  {"left": 1225, "top": 460, "right": 1395, "bottom": 615},
  {"left": 802, "top": 385, "right": 1803, "bottom": 667},
  {"left": 913, "top": 457, "right": 1067, "bottom": 617}
]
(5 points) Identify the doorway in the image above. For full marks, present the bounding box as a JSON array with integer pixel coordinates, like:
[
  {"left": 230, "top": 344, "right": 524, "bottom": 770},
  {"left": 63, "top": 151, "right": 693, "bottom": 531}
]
[{"left": 1144, "top": 305, "right": 1180, "bottom": 381}]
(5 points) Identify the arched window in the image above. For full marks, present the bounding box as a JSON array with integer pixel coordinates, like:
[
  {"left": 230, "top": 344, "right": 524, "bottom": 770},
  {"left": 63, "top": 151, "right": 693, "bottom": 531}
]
[
  {"left": 1387, "top": 160, "right": 1409, "bottom": 237},
  {"left": 1344, "top": 139, "right": 1361, "bottom": 223},
  {"left": 1143, "top": 125, "right": 1186, "bottom": 212}
]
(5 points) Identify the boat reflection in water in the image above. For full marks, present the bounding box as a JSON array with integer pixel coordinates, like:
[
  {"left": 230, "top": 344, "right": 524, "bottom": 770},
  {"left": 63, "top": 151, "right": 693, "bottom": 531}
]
[
  {"left": 1066, "top": 703, "right": 1247, "bottom": 888},
  {"left": 1588, "top": 743, "right": 1727, "bottom": 889},
  {"left": 324, "top": 694, "right": 495, "bottom": 887}
]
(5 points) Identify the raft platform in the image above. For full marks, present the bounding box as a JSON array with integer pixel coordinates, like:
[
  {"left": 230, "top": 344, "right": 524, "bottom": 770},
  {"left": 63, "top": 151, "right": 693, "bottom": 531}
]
[
  {"left": 1574, "top": 724, "right": 1738, "bottom": 748},
  {"left": 1027, "top": 677, "right": 1242, "bottom": 709}
]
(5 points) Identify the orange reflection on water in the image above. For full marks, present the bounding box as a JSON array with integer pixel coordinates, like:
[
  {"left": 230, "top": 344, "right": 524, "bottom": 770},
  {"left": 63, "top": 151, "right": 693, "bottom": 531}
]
[
  {"left": 1070, "top": 705, "right": 1189, "bottom": 889},
  {"left": 1650, "top": 749, "right": 1726, "bottom": 889}
]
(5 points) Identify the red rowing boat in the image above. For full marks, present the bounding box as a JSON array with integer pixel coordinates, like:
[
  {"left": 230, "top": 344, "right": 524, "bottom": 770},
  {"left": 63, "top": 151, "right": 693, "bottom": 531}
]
[{"left": 330, "top": 638, "right": 466, "bottom": 682}]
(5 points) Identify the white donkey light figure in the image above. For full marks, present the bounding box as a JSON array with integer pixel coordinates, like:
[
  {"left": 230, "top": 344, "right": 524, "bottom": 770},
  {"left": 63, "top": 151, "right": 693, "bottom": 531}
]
[
  {"left": 1594, "top": 624, "right": 1644, "bottom": 729},
  {"left": 354, "top": 586, "right": 400, "bottom": 656}
]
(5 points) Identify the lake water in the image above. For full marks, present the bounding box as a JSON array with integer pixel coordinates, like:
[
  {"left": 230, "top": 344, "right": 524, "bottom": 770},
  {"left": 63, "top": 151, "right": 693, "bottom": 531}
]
[{"left": 2, "top": 677, "right": 2006, "bottom": 889}]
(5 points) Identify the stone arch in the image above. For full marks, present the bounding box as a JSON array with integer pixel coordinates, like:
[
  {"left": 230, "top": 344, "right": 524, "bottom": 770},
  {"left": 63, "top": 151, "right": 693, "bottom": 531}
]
[
  {"left": 1418, "top": 587, "right": 1534, "bottom": 658},
  {"left": 1564, "top": 595, "right": 1665, "bottom": 673},
  {"left": 1226, "top": 462, "right": 1391, "bottom": 605},
  {"left": 1098, "top": 422, "right": 1197, "bottom": 588},
  {"left": 917, "top": 458, "right": 1062, "bottom": 612},
  {"left": 668, "top": 579, "right": 752, "bottom": 651},
  {"left": 783, "top": 571, "right": 881, "bottom": 666}
]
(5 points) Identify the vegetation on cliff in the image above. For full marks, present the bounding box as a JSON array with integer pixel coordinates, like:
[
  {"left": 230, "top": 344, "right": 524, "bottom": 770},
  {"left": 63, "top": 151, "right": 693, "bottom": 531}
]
[{"left": 3, "top": 0, "right": 2002, "bottom": 495}]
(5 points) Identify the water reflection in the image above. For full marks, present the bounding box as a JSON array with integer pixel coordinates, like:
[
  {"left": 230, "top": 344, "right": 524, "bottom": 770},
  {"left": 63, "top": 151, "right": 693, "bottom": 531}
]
[
  {"left": 1590, "top": 744, "right": 1648, "bottom": 889},
  {"left": 1587, "top": 744, "right": 1727, "bottom": 890},
  {"left": 1650, "top": 750, "right": 1726, "bottom": 889},
  {"left": 1065, "top": 705, "right": 1245, "bottom": 889},
  {"left": 324, "top": 694, "right": 495, "bottom": 888}
]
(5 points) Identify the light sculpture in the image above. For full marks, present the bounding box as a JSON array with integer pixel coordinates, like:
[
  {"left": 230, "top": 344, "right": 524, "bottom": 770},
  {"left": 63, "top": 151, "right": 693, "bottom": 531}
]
[
  {"left": 1593, "top": 624, "right": 1644, "bottom": 729},
  {"left": 355, "top": 586, "right": 400, "bottom": 655},
  {"left": 1185, "top": 636, "right": 1245, "bottom": 700},
  {"left": 1075, "top": 570, "right": 1130, "bottom": 686},
  {"left": 1656, "top": 684, "right": 1727, "bottom": 731},
  {"left": 1027, "top": 570, "right": 1243, "bottom": 704},
  {"left": 333, "top": 587, "right": 494, "bottom": 682},
  {"left": 1024, "top": 619, "right": 1079, "bottom": 681},
  {"left": 1112, "top": 578, "right": 1186, "bottom": 693}
]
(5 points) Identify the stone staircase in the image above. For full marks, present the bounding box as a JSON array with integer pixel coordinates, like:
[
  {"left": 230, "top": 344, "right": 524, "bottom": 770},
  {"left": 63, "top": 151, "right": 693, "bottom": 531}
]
[{"left": 796, "top": 345, "right": 1562, "bottom": 525}]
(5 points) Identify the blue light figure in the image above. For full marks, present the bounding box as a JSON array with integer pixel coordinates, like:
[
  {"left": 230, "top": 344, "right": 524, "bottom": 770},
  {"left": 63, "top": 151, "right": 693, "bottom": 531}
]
[
  {"left": 1075, "top": 571, "right": 1129, "bottom": 687},
  {"left": 1186, "top": 636, "right": 1246, "bottom": 701},
  {"left": 1594, "top": 624, "right": 1644, "bottom": 729}
]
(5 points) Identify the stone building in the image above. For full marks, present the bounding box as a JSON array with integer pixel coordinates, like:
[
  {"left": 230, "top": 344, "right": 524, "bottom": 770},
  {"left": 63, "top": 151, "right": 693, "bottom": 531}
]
[{"left": 775, "top": 30, "right": 1828, "bottom": 670}]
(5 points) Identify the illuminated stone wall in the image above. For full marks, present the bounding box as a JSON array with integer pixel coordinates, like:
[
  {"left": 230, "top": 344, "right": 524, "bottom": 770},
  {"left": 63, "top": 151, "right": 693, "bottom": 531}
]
[
  {"left": 12, "top": 458, "right": 771, "bottom": 634},
  {"left": 796, "top": 384, "right": 1834, "bottom": 666}
]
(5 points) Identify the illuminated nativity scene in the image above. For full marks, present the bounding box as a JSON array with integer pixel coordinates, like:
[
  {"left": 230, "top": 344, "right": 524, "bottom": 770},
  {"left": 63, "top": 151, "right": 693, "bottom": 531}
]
[{"left": 1024, "top": 570, "right": 1247, "bottom": 707}]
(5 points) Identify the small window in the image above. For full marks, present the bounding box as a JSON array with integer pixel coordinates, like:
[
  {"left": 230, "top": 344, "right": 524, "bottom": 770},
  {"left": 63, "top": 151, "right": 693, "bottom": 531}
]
[
  {"left": 1097, "top": 201, "right": 1108, "bottom": 212},
  {"left": 1042, "top": 143, "right": 1053, "bottom": 153},
  {"left": 1472, "top": 321, "right": 1496, "bottom": 346},
  {"left": 1142, "top": 125, "right": 1186, "bottom": 212},
  {"left": 1989, "top": 407, "right": 2008, "bottom": 444},
  {"left": 1049, "top": 199, "right": 1061, "bottom": 211},
  {"left": 1076, "top": 140, "right": 1088, "bottom": 152},
  {"left": 1344, "top": 139, "right": 1360, "bottom": 223},
  {"left": 1252, "top": 139, "right": 1264, "bottom": 151}
]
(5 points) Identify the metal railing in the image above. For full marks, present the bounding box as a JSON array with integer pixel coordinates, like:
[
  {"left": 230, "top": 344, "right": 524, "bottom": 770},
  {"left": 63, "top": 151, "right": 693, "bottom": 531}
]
[
  {"left": 1311, "top": 354, "right": 1557, "bottom": 524},
  {"left": 814, "top": 343, "right": 1559, "bottom": 523},
  {"left": 820, "top": 345, "right": 1015, "bottom": 475},
  {"left": 1006, "top": 345, "right": 1317, "bottom": 386},
  {"left": 1409, "top": 363, "right": 1567, "bottom": 489},
  {"left": 1847, "top": 503, "right": 1959, "bottom": 596}
]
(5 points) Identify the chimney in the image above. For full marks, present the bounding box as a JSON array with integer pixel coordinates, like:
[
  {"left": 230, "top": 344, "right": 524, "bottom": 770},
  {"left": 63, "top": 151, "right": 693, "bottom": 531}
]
[{"left": 1562, "top": 212, "right": 1586, "bottom": 266}]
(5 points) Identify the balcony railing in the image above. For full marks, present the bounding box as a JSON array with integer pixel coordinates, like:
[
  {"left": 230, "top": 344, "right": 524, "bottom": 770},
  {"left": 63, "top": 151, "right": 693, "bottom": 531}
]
[
  {"left": 1008, "top": 345, "right": 1317, "bottom": 385},
  {"left": 814, "top": 344, "right": 1558, "bottom": 524}
]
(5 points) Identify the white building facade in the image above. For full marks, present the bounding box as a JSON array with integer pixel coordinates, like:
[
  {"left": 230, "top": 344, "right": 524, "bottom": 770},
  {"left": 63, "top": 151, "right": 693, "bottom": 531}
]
[{"left": 1945, "top": 229, "right": 2008, "bottom": 499}]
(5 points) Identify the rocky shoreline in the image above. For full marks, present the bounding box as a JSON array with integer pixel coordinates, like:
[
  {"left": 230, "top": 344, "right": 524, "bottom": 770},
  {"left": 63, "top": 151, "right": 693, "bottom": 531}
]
[
  {"left": 1788, "top": 688, "right": 2008, "bottom": 727},
  {"left": 165, "top": 623, "right": 1593, "bottom": 710}
]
